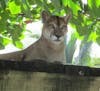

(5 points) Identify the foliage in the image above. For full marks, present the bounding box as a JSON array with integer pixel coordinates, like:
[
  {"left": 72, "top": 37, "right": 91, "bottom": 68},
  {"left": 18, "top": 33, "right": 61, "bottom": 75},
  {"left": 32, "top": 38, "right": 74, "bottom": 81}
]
[
  {"left": 93, "top": 58, "right": 100, "bottom": 65},
  {"left": 0, "top": 0, "right": 100, "bottom": 49}
]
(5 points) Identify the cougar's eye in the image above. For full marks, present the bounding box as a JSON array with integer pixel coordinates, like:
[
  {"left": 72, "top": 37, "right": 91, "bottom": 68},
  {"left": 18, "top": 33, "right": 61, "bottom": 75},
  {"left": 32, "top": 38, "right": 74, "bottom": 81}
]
[
  {"left": 61, "top": 25, "right": 67, "bottom": 31},
  {"left": 48, "top": 24, "right": 55, "bottom": 30}
]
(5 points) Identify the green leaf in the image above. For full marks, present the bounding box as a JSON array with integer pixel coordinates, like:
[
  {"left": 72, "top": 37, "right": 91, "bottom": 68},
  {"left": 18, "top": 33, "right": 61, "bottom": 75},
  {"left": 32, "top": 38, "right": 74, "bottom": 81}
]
[
  {"left": 0, "top": 44, "right": 5, "bottom": 50},
  {"left": 28, "top": 0, "right": 35, "bottom": 5},
  {"left": 3, "top": 38, "right": 11, "bottom": 46},
  {"left": 93, "top": 58, "right": 100, "bottom": 65},
  {"left": 95, "top": 0, "right": 100, "bottom": 8},
  {"left": 13, "top": 41, "right": 23, "bottom": 49},
  {"left": 0, "top": 11, "right": 9, "bottom": 32},
  {"left": 1, "top": 0, "right": 6, "bottom": 9},
  {"left": 67, "top": 0, "right": 81, "bottom": 15},
  {"left": 0, "top": 36, "right": 5, "bottom": 49},
  {"left": 0, "top": 36, "right": 11, "bottom": 47},
  {"left": 88, "top": 32, "right": 98, "bottom": 42},
  {"left": 62, "top": 0, "right": 68, "bottom": 6},
  {"left": 8, "top": 1, "right": 21, "bottom": 14},
  {"left": 96, "top": 37, "right": 100, "bottom": 45},
  {"left": 88, "top": 0, "right": 100, "bottom": 8},
  {"left": 88, "top": 0, "right": 93, "bottom": 9},
  {"left": 95, "top": 22, "right": 100, "bottom": 45},
  {"left": 52, "top": 0, "right": 61, "bottom": 8},
  {"left": 0, "top": 36, "right": 3, "bottom": 44},
  {"left": 88, "top": 0, "right": 100, "bottom": 17}
]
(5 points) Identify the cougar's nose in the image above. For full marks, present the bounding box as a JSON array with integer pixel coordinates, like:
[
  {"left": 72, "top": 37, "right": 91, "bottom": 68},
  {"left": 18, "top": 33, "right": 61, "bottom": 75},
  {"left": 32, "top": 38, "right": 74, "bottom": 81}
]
[{"left": 55, "top": 35, "right": 61, "bottom": 39}]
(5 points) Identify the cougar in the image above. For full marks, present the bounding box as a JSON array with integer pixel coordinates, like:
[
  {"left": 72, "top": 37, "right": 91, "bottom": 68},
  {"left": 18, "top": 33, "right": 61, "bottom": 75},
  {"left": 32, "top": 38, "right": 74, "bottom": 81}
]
[{"left": 0, "top": 11, "right": 71, "bottom": 64}]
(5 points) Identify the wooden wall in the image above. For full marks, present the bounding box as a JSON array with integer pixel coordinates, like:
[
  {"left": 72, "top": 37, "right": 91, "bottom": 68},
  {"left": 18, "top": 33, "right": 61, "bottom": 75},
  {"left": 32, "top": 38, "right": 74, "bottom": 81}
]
[{"left": 0, "top": 60, "right": 100, "bottom": 91}]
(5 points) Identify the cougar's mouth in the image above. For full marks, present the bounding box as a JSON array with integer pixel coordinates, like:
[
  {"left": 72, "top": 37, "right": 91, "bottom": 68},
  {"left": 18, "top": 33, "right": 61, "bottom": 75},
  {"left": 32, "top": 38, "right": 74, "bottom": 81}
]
[
  {"left": 51, "top": 35, "right": 63, "bottom": 42},
  {"left": 55, "top": 38, "right": 61, "bottom": 42}
]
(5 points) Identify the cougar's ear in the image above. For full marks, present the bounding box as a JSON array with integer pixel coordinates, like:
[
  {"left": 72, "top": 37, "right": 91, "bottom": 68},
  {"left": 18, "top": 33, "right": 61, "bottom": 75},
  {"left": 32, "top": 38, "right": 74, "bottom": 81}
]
[
  {"left": 64, "top": 12, "right": 72, "bottom": 24},
  {"left": 41, "top": 11, "right": 50, "bottom": 23}
]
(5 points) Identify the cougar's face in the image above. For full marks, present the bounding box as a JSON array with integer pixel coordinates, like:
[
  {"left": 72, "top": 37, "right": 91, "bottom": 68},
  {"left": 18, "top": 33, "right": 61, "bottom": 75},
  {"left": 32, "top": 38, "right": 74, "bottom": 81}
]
[{"left": 42, "top": 11, "right": 71, "bottom": 43}]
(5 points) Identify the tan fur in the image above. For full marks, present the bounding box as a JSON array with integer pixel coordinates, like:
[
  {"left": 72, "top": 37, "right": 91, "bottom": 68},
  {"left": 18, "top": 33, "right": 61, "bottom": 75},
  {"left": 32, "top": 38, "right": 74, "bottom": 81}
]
[{"left": 0, "top": 11, "right": 71, "bottom": 64}]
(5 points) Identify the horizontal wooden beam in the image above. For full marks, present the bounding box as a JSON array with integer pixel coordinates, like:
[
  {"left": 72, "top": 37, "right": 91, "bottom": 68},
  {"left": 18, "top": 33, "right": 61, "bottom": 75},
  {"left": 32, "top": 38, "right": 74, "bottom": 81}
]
[{"left": 0, "top": 60, "right": 100, "bottom": 76}]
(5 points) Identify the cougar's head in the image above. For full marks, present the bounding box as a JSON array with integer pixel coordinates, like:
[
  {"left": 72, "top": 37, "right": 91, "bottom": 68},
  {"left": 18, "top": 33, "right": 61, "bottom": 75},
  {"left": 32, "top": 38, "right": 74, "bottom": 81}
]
[{"left": 41, "top": 11, "right": 71, "bottom": 43}]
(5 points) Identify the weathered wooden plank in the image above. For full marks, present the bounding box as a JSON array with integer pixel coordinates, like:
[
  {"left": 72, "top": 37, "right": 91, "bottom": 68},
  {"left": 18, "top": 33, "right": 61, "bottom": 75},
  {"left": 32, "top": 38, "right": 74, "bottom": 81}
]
[
  {"left": 0, "top": 60, "right": 100, "bottom": 76},
  {"left": 0, "top": 60, "right": 100, "bottom": 91},
  {"left": 0, "top": 71, "right": 100, "bottom": 91}
]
